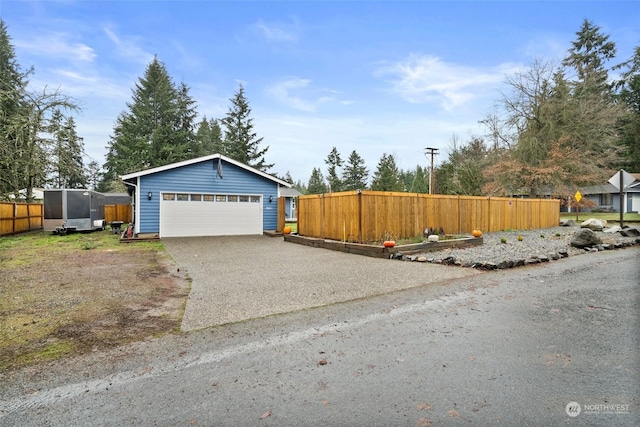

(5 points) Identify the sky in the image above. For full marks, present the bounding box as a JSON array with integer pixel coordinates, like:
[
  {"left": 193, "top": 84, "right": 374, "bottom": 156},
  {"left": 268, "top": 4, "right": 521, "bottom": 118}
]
[{"left": 1, "top": 1, "right": 639, "bottom": 184}]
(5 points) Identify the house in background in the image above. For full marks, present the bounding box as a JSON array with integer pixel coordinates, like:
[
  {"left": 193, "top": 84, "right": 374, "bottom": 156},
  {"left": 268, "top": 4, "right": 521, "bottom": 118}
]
[
  {"left": 279, "top": 187, "right": 302, "bottom": 221},
  {"left": 9, "top": 188, "right": 44, "bottom": 201},
  {"left": 580, "top": 173, "right": 640, "bottom": 213},
  {"left": 120, "top": 154, "right": 291, "bottom": 238}
]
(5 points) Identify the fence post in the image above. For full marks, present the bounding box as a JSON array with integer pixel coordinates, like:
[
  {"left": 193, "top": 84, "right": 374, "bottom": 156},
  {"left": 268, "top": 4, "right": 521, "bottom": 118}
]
[
  {"left": 457, "top": 196, "right": 461, "bottom": 234},
  {"left": 321, "top": 194, "right": 325, "bottom": 239},
  {"left": 357, "top": 190, "right": 363, "bottom": 243}
]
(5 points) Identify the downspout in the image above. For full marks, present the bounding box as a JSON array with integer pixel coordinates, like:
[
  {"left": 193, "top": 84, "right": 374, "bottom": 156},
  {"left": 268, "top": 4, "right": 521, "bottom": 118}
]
[{"left": 121, "top": 178, "right": 140, "bottom": 234}]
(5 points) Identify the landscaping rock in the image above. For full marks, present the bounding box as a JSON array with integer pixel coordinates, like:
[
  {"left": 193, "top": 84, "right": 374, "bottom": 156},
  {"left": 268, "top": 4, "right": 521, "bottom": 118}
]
[
  {"left": 580, "top": 218, "right": 607, "bottom": 231},
  {"left": 571, "top": 228, "right": 603, "bottom": 248},
  {"left": 427, "top": 235, "right": 440, "bottom": 242},
  {"left": 412, "top": 226, "right": 638, "bottom": 271},
  {"left": 620, "top": 227, "right": 640, "bottom": 237},
  {"left": 603, "top": 226, "right": 622, "bottom": 233},
  {"left": 416, "top": 256, "right": 427, "bottom": 262},
  {"left": 559, "top": 219, "right": 576, "bottom": 226}
]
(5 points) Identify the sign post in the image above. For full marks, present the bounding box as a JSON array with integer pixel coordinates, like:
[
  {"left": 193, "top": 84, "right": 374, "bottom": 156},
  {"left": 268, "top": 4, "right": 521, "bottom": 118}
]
[
  {"left": 574, "top": 191, "right": 582, "bottom": 221},
  {"left": 608, "top": 169, "right": 635, "bottom": 227}
]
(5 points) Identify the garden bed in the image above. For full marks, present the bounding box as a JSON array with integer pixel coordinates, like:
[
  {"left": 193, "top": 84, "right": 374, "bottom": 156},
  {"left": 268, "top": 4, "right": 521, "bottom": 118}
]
[{"left": 283, "top": 233, "right": 483, "bottom": 259}]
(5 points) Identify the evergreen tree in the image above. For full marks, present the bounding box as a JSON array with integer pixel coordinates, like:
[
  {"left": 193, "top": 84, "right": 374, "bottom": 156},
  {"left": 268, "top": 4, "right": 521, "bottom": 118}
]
[
  {"left": 0, "top": 19, "right": 29, "bottom": 199},
  {"left": 20, "top": 88, "right": 78, "bottom": 200},
  {"left": 283, "top": 171, "right": 294, "bottom": 185},
  {"left": 399, "top": 168, "right": 415, "bottom": 192},
  {"left": 409, "top": 165, "right": 429, "bottom": 193},
  {"left": 307, "top": 167, "right": 327, "bottom": 194},
  {"left": 293, "top": 179, "right": 307, "bottom": 195},
  {"left": 48, "top": 110, "right": 86, "bottom": 188},
  {"left": 616, "top": 46, "right": 640, "bottom": 171},
  {"left": 370, "top": 153, "right": 403, "bottom": 191},
  {"left": 559, "top": 19, "right": 623, "bottom": 168},
  {"left": 195, "top": 116, "right": 223, "bottom": 157},
  {"left": 176, "top": 82, "right": 199, "bottom": 159},
  {"left": 85, "top": 160, "right": 102, "bottom": 190},
  {"left": 435, "top": 137, "right": 489, "bottom": 195},
  {"left": 482, "top": 20, "right": 626, "bottom": 198},
  {"left": 342, "top": 150, "right": 369, "bottom": 191},
  {"left": 563, "top": 19, "right": 617, "bottom": 96},
  {"left": 103, "top": 56, "right": 199, "bottom": 185},
  {"left": 221, "top": 84, "right": 273, "bottom": 171},
  {"left": 324, "top": 146, "right": 343, "bottom": 192}
]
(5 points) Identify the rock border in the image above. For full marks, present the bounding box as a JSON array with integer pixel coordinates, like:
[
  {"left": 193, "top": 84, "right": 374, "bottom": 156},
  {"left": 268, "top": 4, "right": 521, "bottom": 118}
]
[
  {"left": 283, "top": 233, "right": 482, "bottom": 259},
  {"left": 403, "top": 239, "right": 640, "bottom": 270}
]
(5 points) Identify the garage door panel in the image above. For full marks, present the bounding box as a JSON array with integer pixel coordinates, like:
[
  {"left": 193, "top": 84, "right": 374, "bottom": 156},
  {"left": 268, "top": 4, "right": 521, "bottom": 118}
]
[{"left": 160, "top": 195, "right": 262, "bottom": 237}]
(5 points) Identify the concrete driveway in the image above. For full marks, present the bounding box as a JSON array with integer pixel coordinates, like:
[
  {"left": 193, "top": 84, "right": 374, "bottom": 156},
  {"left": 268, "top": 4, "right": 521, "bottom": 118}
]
[{"left": 162, "top": 235, "right": 481, "bottom": 331}]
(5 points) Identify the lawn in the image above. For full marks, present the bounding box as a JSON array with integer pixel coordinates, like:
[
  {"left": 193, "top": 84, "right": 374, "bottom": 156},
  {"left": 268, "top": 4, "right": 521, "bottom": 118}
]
[
  {"left": 0, "top": 230, "right": 189, "bottom": 372},
  {"left": 560, "top": 212, "right": 640, "bottom": 223},
  {"left": 285, "top": 221, "right": 298, "bottom": 233}
]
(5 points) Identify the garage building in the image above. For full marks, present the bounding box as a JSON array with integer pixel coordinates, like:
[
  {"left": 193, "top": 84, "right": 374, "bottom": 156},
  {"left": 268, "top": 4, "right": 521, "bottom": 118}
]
[{"left": 121, "top": 154, "right": 291, "bottom": 238}]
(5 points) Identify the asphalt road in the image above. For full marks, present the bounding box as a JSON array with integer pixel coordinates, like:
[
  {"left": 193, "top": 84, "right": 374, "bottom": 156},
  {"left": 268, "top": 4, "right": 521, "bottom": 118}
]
[{"left": 1, "top": 248, "right": 639, "bottom": 426}]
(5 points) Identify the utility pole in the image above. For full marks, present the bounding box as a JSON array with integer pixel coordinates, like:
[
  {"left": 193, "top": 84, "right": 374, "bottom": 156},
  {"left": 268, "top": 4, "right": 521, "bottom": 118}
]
[{"left": 424, "top": 147, "right": 439, "bottom": 194}]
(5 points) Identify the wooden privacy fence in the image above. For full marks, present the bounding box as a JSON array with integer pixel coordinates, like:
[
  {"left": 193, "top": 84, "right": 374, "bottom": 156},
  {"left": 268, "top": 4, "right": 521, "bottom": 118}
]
[
  {"left": 0, "top": 202, "right": 44, "bottom": 236},
  {"left": 297, "top": 190, "right": 560, "bottom": 242},
  {"left": 105, "top": 204, "right": 132, "bottom": 223}
]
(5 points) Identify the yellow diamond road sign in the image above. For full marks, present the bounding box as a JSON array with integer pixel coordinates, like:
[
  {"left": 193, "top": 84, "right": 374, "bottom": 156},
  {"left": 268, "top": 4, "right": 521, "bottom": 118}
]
[{"left": 574, "top": 191, "right": 582, "bottom": 202}]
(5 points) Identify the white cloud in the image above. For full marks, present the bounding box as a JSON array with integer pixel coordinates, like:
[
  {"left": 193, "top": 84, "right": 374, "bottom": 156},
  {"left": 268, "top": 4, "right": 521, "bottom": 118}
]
[
  {"left": 376, "top": 54, "right": 518, "bottom": 111},
  {"left": 15, "top": 32, "right": 96, "bottom": 62},
  {"left": 48, "top": 68, "right": 130, "bottom": 100},
  {"left": 253, "top": 18, "right": 298, "bottom": 43},
  {"left": 267, "top": 77, "right": 344, "bottom": 112},
  {"left": 103, "top": 25, "right": 154, "bottom": 64}
]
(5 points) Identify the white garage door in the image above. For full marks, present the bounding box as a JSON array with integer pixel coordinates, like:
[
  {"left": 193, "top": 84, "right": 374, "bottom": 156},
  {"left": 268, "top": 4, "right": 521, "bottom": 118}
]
[{"left": 160, "top": 193, "right": 263, "bottom": 237}]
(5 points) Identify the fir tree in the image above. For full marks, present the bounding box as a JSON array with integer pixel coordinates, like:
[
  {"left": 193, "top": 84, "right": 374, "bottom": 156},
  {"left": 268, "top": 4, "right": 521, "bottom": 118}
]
[
  {"left": 616, "top": 46, "right": 640, "bottom": 171},
  {"left": 370, "top": 153, "right": 403, "bottom": 191},
  {"left": 342, "top": 150, "right": 369, "bottom": 191},
  {"left": 409, "top": 165, "right": 429, "bottom": 193},
  {"left": 0, "top": 19, "right": 29, "bottom": 198},
  {"left": 195, "top": 116, "right": 223, "bottom": 157},
  {"left": 324, "top": 146, "right": 343, "bottom": 192},
  {"left": 307, "top": 167, "right": 327, "bottom": 194},
  {"left": 48, "top": 110, "right": 86, "bottom": 188},
  {"left": 104, "top": 56, "right": 199, "bottom": 183},
  {"left": 221, "top": 84, "right": 273, "bottom": 171}
]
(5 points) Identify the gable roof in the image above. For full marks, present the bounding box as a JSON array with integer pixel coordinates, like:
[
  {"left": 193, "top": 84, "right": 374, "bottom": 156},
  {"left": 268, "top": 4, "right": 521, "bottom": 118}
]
[
  {"left": 120, "top": 153, "right": 291, "bottom": 187},
  {"left": 279, "top": 187, "right": 302, "bottom": 197},
  {"left": 581, "top": 172, "right": 640, "bottom": 194}
]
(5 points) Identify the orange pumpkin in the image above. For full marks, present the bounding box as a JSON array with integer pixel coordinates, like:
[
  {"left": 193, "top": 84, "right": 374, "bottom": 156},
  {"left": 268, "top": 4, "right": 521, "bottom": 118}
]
[
  {"left": 383, "top": 240, "right": 396, "bottom": 248},
  {"left": 472, "top": 229, "right": 483, "bottom": 238},
  {"left": 283, "top": 226, "right": 292, "bottom": 234}
]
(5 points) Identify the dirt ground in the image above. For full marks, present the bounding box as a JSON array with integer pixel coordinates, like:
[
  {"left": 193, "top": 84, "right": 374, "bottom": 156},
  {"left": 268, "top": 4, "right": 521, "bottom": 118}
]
[{"left": 0, "top": 231, "right": 190, "bottom": 372}]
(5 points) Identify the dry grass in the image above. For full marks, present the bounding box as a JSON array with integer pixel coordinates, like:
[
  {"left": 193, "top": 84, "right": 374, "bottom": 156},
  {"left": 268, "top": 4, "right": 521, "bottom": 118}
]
[{"left": 0, "top": 230, "right": 190, "bottom": 372}]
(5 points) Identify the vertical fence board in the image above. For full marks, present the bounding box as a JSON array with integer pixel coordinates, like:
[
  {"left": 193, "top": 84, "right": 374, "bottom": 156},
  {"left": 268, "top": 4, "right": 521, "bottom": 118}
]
[
  {"left": 0, "top": 202, "right": 43, "bottom": 236},
  {"left": 277, "top": 197, "right": 285, "bottom": 232},
  {"left": 104, "top": 205, "right": 132, "bottom": 223},
  {"left": 296, "top": 191, "right": 560, "bottom": 242}
]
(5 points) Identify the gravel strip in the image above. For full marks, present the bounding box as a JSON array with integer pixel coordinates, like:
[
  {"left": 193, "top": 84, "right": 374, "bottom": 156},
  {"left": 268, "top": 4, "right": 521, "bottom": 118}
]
[{"left": 410, "top": 225, "right": 640, "bottom": 269}]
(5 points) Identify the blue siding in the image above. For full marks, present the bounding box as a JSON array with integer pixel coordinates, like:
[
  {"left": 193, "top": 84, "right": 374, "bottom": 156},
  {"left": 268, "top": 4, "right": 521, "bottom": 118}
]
[
  {"left": 137, "top": 159, "right": 279, "bottom": 233},
  {"left": 285, "top": 198, "right": 292, "bottom": 217}
]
